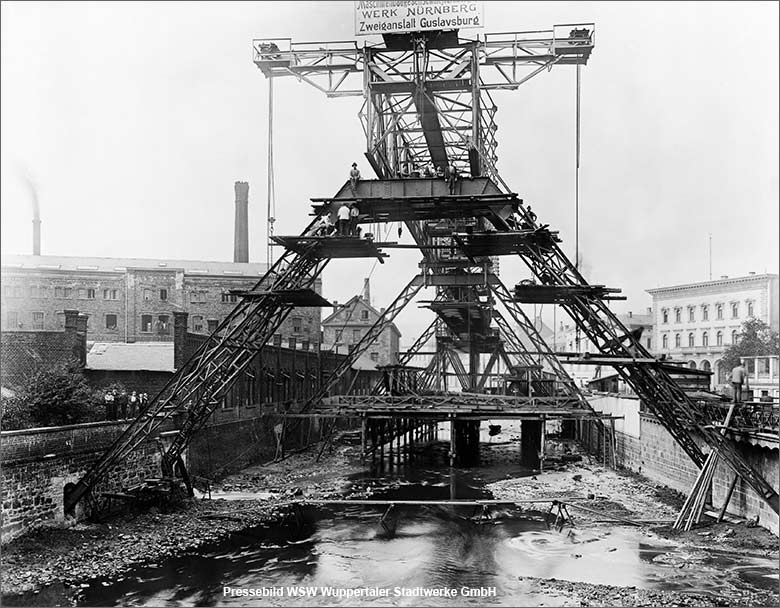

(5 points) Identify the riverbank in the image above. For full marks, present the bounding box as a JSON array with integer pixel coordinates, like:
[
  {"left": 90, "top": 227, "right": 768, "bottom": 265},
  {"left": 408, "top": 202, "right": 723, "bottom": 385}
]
[
  {"left": 1, "top": 441, "right": 362, "bottom": 601},
  {"left": 3, "top": 436, "right": 778, "bottom": 607}
]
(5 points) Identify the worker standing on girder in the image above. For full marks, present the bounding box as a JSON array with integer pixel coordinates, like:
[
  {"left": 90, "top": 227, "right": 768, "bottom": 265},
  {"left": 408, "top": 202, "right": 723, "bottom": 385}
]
[
  {"left": 730, "top": 362, "right": 749, "bottom": 404},
  {"left": 337, "top": 203, "right": 351, "bottom": 236},
  {"left": 349, "top": 162, "right": 361, "bottom": 195},
  {"left": 445, "top": 161, "right": 458, "bottom": 194},
  {"left": 349, "top": 202, "right": 360, "bottom": 236}
]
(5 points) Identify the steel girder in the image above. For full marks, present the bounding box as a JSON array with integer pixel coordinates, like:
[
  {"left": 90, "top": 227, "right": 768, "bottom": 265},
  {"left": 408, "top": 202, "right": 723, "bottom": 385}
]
[
  {"left": 488, "top": 208, "right": 779, "bottom": 514},
  {"left": 64, "top": 237, "right": 329, "bottom": 512}
]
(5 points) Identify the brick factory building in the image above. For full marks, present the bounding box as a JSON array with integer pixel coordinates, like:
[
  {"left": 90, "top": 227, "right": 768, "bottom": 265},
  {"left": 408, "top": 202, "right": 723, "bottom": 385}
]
[{"left": 0, "top": 253, "right": 322, "bottom": 345}]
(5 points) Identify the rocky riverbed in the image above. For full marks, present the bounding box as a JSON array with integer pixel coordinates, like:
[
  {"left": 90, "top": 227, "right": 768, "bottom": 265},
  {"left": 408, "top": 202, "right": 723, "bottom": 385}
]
[{"left": 2, "top": 437, "right": 778, "bottom": 607}]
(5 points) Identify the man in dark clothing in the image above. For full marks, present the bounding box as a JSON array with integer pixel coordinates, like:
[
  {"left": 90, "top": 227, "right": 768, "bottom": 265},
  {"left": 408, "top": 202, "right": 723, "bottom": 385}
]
[
  {"left": 730, "top": 363, "right": 749, "bottom": 403},
  {"left": 444, "top": 162, "right": 458, "bottom": 194}
]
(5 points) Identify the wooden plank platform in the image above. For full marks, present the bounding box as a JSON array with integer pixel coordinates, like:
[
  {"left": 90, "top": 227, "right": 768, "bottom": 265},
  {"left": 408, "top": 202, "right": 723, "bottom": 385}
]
[
  {"left": 513, "top": 283, "right": 625, "bottom": 303},
  {"left": 271, "top": 235, "right": 391, "bottom": 262},
  {"left": 230, "top": 287, "right": 332, "bottom": 307}
]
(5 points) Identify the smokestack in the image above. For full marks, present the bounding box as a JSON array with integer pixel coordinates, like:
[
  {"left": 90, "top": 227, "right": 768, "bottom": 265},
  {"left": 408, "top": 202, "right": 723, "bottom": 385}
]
[
  {"left": 363, "top": 278, "right": 371, "bottom": 307},
  {"left": 234, "top": 181, "right": 249, "bottom": 263}
]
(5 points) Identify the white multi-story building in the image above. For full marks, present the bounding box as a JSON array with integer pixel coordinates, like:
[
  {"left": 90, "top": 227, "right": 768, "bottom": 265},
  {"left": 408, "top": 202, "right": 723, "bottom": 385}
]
[{"left": 647, "top": 273, "right": 779, "bottom": 387}]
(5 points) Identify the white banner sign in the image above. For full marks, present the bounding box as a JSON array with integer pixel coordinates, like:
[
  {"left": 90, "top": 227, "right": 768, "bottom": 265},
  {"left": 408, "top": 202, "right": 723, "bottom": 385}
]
[{"left": 355, "top": 1, "right": 484, "bottom": 37}]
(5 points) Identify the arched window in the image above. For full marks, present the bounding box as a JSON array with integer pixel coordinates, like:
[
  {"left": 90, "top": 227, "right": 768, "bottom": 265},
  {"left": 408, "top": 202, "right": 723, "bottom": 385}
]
[
  {"left": 675, "top": 308, "right": 681, "bottom": 323},
  {"left": 747, "top": 301, "right": 754, "bottom": 317},
  {"left": 702, "top": 331, "right": 708, "bottom": 347},
  {"left": 662, "top": 309, "right": 668, "bottom": 323},
  {"left": 688, "top": 361, "right": 697, "bottom": 369},
  {"left": 731, "top": 329, "right": 738, "bottom": 344},
  {"left": 662, "top": 335, "right": 668, "bottom": 349},
  {"left": 674, "top": 334, "right": 681, "bottom": 348},
  {"left": 688, "top": 333, "right": 695, "bottom": 347},
  {"left": 716, "top": 304, "right": 723, "bottom": 320},
  {"left": 731, "top": 303, "right": 739, "bottom": 318},
  {"left": 701, "top": 360, "right": 711, "bottom": 372},
  {"left": 716, "top": 331, "right": 722, "bottom": 346}
]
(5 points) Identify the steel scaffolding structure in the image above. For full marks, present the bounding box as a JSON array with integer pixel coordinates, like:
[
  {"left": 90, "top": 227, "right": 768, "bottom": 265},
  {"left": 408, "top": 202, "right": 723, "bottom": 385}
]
[{"left": 64, "top": 19, "right": 777, "bottom": 516}]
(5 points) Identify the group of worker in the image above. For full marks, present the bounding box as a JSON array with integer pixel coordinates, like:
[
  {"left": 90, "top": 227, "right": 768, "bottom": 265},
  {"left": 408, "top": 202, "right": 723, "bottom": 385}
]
[{"left": 505, "top": 201, "right": 538, "bottom": 231}]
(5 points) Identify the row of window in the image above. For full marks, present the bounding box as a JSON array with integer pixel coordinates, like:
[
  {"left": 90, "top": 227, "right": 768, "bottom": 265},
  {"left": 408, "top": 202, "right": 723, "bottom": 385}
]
[
  {"left": 661, "top": 329, "right": 738, "bottom": 350},
  {"left": 661, "top": 301, "right": 753, "bottom": 324},
  {"left": 2, "top": 284, "right": 245, "bottom": 304},
  {"left": 4, "top": 285, "right": 121, "bottom": 300}
]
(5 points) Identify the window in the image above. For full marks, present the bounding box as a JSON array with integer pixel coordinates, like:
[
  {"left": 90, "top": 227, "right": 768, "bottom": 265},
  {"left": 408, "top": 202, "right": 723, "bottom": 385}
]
[
  {"left": 103, "top": 289, "right": 118, "bottom": 300},
  {"left": 30, "top": 285, "right": 40, "bottom": 298},
  {"left": 207, "top": 319, "right": 219, "bottom": 333},
  {"left": 141, "top": 314, "right": 153, "bottom": 332},
  {"left": 156, "top": 315, "right": 170, "bottom": 335},
  {"left": 78, "top": 288, "right": 86, "bottom": 299},
  {"left": 716, "top": 331, "right": 723, "bottom": 346},
  {"left": 221, "top": 292, "right": 237, "bottom": 303},
  {"left": 370, "top": 352, "right": 379, "bottom": 362},
  {"left": 688, "top": 333, "right": 694, "bottom": 347},
  {"left": 702, "top": 331, "right": 708, "bottom": 347},
  {"left": 192, "top": 315, "right": 204, "bottom": 332},
  {"left": 144, "top": 288, "right": 153, "bottom": 301},
  {"left": 646, "top": 338, "right": 651, "bottom": 349},
  {"left": 731, "top": 303, "right": 739, "bottom": 319},
  {"left": 662, "top": 309, "right": 668, "bottom": 324},
  {"left": 55, "top": 287, "right": 72, "bottom": 298},
  {"left": 361, "top": 310, "right": 369, "bottom": 320},
  {"left": 87, "top": 288, "right": 95, "bottom": 299},
  {"left": 731, "top": 329, "right": 738, "bottom": 344},
  {"left": 688, "top": 307, "right": 695, "bottom": 322},
  {"left": 335, "top": 330, "right": 343, "bottom": 342},
  {"left": 674, "top": 308, "right": 681, "bottom": 323},
  {"left": 662, "top": 335, "right": 668, "bottom": 349},
  {"left": 32, "top": 311, "right": 44, "bottom": 329},
  {"left": 160, "top": 289, "right": 168, "bottom": 301},
  {"left": 674, "top": 334, "right": 681, "bottom": 348},
  {"left": 716, "top": 304, "right": 723, "bottom": 320},
  {"left": 292, "top": 317, "right": 302, "bottom": 333},
  {"left": 747, "top": 301, "right": 754, "bottom": 317},
  {"left": 106, "top": 314, "right": 118, "bottom": 330},
  {"left": 702, "top": 305, "right": 709, "bottom": 321},
  {"left": 6, "top": 311, "right": 19, "bottom": 328},
  {"left": 352, "top": 329, "right": 361, "bottom": 342}
]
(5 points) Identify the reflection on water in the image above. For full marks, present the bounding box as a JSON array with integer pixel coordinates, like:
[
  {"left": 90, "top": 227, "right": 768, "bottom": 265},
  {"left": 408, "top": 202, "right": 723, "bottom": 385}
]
[{"left": 69, "top": 465, "right": 779, "bottom": 607}]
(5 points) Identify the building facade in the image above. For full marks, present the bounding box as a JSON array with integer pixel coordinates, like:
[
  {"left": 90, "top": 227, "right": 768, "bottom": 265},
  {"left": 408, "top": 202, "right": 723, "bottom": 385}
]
[
  {"left": 0, "top": 254, "right": 322, "bottom": 345},
  {"left": 553, "top": 309, "right": 653, "bottom": 387},
  {"left": 647, "top": 273, "right": 779, "bottom": 387},
  {"left": 321, "top": 283, "right": 400, "bottom": 368}
]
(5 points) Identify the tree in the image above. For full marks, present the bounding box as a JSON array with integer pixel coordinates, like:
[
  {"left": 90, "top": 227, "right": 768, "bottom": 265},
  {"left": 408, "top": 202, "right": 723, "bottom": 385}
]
[
  {"left": 721, "top": 318, "right": 780, "bottom": 373},
  {"left": 14, "top": 363, "right": 104, "bottom": 428}
]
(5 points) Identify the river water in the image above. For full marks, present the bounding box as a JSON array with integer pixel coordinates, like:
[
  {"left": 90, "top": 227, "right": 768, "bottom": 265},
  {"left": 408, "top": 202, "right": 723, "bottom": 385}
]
[{"left": 71, "top": 455, "right": 778, "bottom": 607}]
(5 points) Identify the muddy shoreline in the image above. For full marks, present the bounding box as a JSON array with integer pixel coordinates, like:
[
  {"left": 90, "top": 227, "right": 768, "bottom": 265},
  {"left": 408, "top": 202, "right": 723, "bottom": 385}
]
[{"left": 2, "top": 439, "right": 778, "bottom": 607}]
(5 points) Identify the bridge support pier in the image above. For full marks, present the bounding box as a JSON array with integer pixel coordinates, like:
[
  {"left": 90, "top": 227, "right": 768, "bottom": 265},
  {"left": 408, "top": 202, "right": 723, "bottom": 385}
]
[{"left": 520, "top": 419, "right": 543, "bottom": 469}]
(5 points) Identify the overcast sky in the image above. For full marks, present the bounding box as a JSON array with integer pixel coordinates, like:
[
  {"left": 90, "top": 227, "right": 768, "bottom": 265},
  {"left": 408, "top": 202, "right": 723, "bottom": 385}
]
[{"left": 2, "top": 1, "right": 778, "bottom": 342}]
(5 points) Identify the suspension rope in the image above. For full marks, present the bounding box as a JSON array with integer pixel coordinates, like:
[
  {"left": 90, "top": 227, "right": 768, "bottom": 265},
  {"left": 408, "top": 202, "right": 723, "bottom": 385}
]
[{"left": 267, "top": 78, "right": 276, "bottom": 266}]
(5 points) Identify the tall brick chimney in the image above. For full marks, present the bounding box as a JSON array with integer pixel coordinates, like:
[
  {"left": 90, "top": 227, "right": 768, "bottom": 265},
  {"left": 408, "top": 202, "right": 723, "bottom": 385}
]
[
  {"left": 362, "top": 278, "right": 371, "bottom": 307},
  {"left": 234, "top": 181, "right": 249, "bottom": 263},
  {"left": 173, "top": 311, "right": 189, "bottom": 370}
]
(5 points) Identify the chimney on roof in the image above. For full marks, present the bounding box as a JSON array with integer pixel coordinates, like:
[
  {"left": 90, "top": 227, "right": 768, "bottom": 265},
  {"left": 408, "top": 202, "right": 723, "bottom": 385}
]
[
  {"left": 647, "top": 307, "right": 652, "bottom": 315},
  {"left": 628, "top": 311, "right": 633, "bottom": 318},
  {"left": 363, "top": 278, "right": 371, "bottom": 307},
  {"left": 233, "top": 181, "right": 249, "bottom": 263},
  {"left": 720, "top": 275, "right": 728, "bottom": 279},
  {"left": 749, "top": 271, "right": 756, "bottom": 275}
]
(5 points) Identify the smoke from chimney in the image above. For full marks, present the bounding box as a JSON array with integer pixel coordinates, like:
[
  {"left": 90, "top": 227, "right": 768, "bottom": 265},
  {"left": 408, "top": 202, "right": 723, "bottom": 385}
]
[{"left": 234, "top": 181, "right": 249, "bottom": 263}]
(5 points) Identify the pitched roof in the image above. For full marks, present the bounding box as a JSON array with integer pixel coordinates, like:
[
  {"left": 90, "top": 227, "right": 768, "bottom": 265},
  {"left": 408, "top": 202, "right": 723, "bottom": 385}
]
[
  {"left": 1, "top": 253, "right": 269, "bottom": 277},
  {"left": 86, "top": 342, "right": 175, "bottom": 372},
  {"left": 322, "top": 294, "right": 401, "bottom": 336}
]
